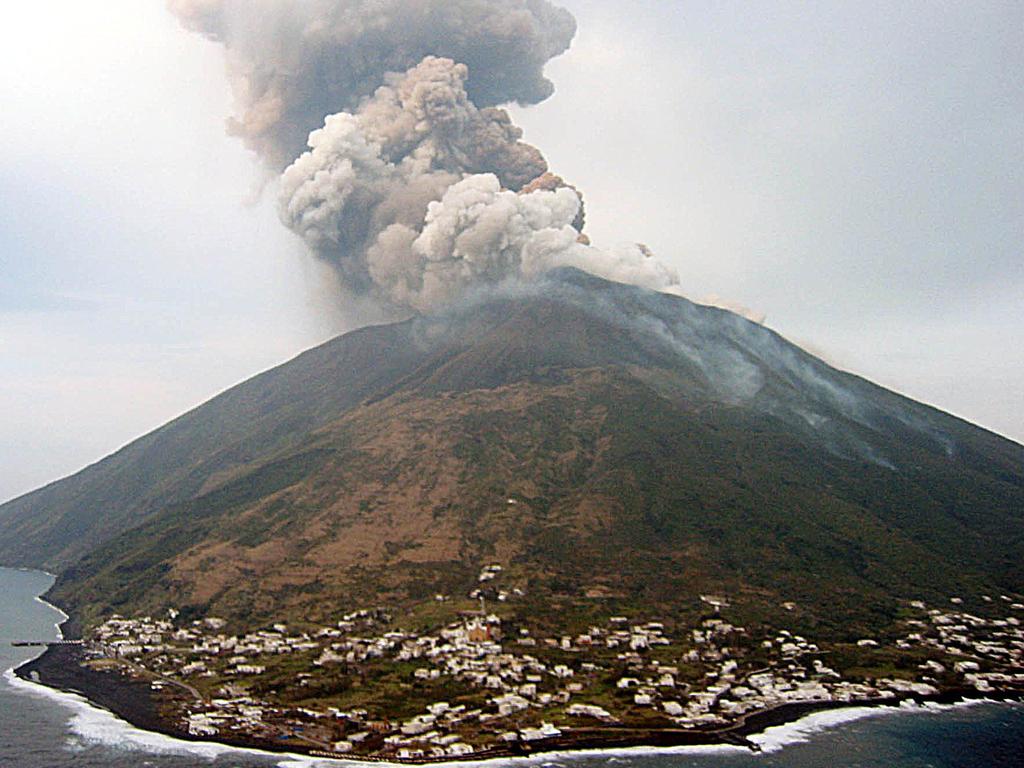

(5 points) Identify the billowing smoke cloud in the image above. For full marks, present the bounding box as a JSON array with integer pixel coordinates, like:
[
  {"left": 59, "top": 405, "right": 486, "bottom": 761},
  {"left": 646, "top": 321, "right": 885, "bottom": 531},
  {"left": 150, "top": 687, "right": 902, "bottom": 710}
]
[
  {"left": 170, "top": 0, "right": 683, "bottom": 312},
  {"left": 169, "top": 0, "right": 577, "bottom": 169},
  {"left": 366, "top": 173, "right": 680, "bottom": 310}
]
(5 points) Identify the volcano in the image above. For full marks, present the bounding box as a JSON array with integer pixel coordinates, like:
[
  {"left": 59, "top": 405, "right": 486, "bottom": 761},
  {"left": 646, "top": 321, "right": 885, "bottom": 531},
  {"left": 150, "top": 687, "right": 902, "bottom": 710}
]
[{"left": 1, "top": 269, "right": 1021, "bottom": 637}]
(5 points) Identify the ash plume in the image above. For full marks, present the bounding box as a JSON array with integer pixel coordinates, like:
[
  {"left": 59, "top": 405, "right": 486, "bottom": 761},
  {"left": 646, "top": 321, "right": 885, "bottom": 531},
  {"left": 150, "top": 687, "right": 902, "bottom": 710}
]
[
  {"left": 170, "top": 0, "right": 683, "bottom": 312},
  {"left": 169, "top": 0, "right": 577, "bottom": 169}
]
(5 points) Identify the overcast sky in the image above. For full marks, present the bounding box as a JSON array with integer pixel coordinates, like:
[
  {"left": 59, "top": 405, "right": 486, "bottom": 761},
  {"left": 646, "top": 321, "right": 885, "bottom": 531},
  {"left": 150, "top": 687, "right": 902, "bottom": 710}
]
[{"left": 1, "top": 0, "right": 1021, "bottom": 503}]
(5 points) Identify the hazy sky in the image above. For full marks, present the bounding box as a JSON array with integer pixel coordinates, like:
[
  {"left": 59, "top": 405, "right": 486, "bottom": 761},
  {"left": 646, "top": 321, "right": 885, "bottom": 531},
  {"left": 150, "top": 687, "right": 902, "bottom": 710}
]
[{"left": 1, "top": 0, "right": 1021, "bottom": 503}]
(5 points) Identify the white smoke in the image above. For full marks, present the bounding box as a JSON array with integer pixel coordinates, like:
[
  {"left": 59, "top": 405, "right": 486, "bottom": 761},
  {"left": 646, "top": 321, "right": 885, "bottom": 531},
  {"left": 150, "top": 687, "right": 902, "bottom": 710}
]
[
  {"left": 700, "top": 294, "right": 767, "bottom": 325},
  {"left": 278, "top": 112, "right": 392, "bottom": 254},
  {"left": 171, "top": 1, "right": 685, "bottom": 313},
  {"left": 402, "top": 176, "right": 682, "bottom": 306},
  {"left": 367, "top": 174, "right": 587, "bottom": 310}
]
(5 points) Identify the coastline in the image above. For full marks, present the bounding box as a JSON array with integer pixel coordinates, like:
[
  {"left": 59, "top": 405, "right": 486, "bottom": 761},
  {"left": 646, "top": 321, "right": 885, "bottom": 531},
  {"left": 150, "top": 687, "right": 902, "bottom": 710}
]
[
  {"left": 14, "top": 643, "right": 320, "bottom": 759},
  {"left": 13, "top": 641, "right": 1022, "bottom": 765},
  {"left": 32, "top": 593, "right": 68, "bottom": 641}
]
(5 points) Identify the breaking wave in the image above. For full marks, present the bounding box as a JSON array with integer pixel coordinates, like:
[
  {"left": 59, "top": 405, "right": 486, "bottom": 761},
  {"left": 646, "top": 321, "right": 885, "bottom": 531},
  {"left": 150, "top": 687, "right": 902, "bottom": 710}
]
[
  {"left": 748, "top": 698, "right": 1005, "bottom": 753},
  {"left": 1, "top": 665, "right": 319, "bottom": 764},
  {"left": 4, "top": 666, "right": 236, "bottom": 759}
]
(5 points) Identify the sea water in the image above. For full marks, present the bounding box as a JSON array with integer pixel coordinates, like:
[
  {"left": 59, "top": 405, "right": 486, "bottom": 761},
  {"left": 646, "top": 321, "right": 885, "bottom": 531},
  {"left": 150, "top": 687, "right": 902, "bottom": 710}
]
[{"left": 1, "top": 566, "right": 1022, "bottom": 767}]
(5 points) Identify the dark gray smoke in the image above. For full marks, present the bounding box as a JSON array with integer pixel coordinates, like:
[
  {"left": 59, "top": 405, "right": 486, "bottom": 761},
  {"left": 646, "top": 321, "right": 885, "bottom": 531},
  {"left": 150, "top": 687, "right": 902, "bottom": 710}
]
[
  {"left": 169, "top": 0, "right": 577, "bottom": 169},
  {"left": 170, "top": 0, "right": 683, "bottom": 312}
]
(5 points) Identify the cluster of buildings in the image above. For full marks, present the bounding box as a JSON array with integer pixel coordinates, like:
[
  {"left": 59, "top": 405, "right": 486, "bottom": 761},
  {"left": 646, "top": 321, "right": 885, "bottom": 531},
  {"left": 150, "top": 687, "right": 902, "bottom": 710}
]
[
  {"left": 895, "top": 597, "right": 1024, "bottom": 692},
  {"left": 94, "top": 614, "right": 322, "bottom": 680},
  {"left": 83, "top": 583, "right": 1023, "bottom": 761}
]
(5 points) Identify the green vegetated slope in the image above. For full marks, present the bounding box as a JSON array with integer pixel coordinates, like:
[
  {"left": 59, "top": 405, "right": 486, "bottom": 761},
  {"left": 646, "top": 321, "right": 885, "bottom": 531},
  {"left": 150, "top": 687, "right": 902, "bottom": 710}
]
[{"left": 25, "top": 269, "right": 1022, "bottom": 637}]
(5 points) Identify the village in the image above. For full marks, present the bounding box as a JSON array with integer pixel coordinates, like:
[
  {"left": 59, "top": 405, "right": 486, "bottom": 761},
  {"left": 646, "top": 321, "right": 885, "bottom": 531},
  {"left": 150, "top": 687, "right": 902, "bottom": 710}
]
[{"left": 85, "top": 566, "right": 1024, "bottom": 761}]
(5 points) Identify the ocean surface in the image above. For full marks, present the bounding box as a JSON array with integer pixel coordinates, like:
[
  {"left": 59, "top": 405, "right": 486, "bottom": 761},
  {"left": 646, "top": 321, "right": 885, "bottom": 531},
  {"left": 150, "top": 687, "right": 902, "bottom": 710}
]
[{"left": 2, "top": 567, "right": 1022, "bottom": 767}]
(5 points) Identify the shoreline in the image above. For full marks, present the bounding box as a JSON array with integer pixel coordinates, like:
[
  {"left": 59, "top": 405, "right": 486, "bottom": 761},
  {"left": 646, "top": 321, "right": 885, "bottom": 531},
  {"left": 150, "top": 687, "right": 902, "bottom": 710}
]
[
  {"left": 13, "top": 642, "right": 1022, "bottom": 765},
  {"left": 33, "top": 594, "right": 69, "bottom": 641}
]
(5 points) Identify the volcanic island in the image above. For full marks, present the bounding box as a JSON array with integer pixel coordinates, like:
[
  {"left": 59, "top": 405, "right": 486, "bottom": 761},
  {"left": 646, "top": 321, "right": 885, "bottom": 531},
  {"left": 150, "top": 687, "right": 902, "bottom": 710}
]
[{"left": 10, "top": 274, "right": 1024, "bottom": 762}]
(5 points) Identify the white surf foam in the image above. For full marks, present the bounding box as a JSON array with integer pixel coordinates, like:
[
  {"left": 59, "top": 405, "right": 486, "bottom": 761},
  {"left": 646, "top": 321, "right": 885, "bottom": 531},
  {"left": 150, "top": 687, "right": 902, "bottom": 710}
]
[
  {"left": 4, "top": 666, "right": 230, "bottom": 758},
  {"left": 748, "top": 705, "right": 896, "bottom": 753},
  {"left": 748, "top": 697, "right": 1019, "bottom": 754},
  {"left": 2, "top": 665, "right": 319, "bottom": 763},
  {"left": 269, "top": 739, "right": 748, "bottom": 768},
  {"left": 517, "top": 743, "right": 747, "bottom": 762},
  {"left": 328, "top": 740, "right": 748, "bottom": 768}
]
